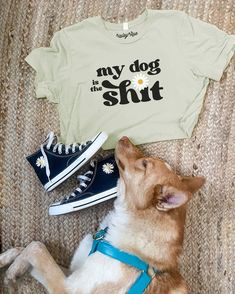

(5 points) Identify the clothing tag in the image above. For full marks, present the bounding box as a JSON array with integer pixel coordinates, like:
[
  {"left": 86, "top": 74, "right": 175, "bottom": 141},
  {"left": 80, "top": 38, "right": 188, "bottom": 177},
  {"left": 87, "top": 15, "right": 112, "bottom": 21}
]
[{"left": 123, "top": 22, "right": 129, "bottom": 31}]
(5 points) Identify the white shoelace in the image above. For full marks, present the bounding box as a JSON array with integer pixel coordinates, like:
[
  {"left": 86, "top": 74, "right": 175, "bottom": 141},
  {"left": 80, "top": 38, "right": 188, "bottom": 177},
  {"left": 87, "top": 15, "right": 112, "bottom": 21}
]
[
  {"left": 65, "top": 161, "right": 95, "bottom": 200},
  {"left": 40, "top": 132, "right": 89, "bottom": 182}
]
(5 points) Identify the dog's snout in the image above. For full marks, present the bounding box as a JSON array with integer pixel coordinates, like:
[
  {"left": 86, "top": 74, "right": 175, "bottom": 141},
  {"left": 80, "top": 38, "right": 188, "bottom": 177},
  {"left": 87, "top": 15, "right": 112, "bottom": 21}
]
[
  {"left": 120, "top": 136, "right": 129, "bottom": 142},
  {"left": 119, "top": 136, "right": 130, "bottom": 146}
]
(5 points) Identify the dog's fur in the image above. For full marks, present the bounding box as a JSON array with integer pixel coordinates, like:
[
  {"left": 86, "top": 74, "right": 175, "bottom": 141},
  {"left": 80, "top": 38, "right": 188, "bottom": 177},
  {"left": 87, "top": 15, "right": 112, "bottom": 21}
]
[{"left": 0, "top": 137, "right": 205, "bottom": 293}]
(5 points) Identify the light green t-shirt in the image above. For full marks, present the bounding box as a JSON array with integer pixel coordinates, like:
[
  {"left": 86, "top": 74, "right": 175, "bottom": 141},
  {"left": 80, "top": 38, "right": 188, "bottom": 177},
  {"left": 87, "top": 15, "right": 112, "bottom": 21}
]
[{"left": 25, "top": 9, "right": 235, "bottom": 150}]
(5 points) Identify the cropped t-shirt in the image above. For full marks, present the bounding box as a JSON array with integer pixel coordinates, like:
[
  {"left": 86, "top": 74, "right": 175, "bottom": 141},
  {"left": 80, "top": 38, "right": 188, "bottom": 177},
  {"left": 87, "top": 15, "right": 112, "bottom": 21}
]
[{"left": 25, "top": 9, "right": 235, "bottom": 149}]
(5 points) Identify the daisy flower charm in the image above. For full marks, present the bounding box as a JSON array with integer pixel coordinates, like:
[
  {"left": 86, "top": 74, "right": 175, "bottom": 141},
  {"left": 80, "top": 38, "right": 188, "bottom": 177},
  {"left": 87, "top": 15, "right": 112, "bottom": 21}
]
[
  {"left": 102, "top": 163, "right": 114, "bottom": 174},
  {"left": 132, "top": 74, "right": 149, "bottom": 91},
  {"left": 36, "top": 156, "right": 46, "bottom": 168}
]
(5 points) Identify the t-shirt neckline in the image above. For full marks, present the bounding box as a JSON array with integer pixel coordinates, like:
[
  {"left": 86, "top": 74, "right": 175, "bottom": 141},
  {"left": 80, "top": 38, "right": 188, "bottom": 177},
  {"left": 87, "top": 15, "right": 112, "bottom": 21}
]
[{"left": 99, "top": 9, "right": 150, "bottom": 44}]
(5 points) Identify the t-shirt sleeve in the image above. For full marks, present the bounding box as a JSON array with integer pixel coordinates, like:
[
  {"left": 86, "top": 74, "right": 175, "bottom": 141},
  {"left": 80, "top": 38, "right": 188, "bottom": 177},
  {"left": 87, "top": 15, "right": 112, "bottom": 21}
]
[
  {"left": 25, "top": 30, "right": 70, "bottom": 103},
  {"left": 180, "top": 12, "right": 235, "bottom": 81}
]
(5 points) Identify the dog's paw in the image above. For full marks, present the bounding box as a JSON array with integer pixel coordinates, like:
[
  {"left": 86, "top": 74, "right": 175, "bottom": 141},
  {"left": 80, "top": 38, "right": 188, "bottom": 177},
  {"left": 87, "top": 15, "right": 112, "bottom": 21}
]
[
  {"left": 5, "top": 270, "right": 18, "bottom": 284},
  {"left": 0, "top": 248, "right": 23, "bottom": 269},
  {"left": 4, "top": 254, "right": 30, "bottom": 283}
]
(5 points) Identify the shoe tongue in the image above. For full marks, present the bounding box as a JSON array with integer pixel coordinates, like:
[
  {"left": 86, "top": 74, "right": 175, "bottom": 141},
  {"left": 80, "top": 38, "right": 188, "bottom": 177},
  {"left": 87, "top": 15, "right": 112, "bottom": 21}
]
[
  {"left": 43, "top": 133, "right": 58, "bottom": 150},
  {"left": 46, "top": 131, "right": 57, "bottom": 143}
]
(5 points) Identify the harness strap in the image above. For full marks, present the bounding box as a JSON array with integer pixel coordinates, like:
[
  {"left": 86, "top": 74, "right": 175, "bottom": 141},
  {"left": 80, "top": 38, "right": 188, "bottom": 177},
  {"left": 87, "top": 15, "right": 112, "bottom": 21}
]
[
  {"left": 93, "top": 240, "right": 149, "bottom": 272},
  {"left": 128, "top": 271, "right": 152, "bottom": 294},
  {"left": 89, "top": 228, "right": 161, "bottom": 294}
]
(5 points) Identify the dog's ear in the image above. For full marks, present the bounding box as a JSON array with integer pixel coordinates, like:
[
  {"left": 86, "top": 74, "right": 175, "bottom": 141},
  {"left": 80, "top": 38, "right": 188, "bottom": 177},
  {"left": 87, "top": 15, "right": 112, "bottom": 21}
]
[
  {"left": 155, "top": 185, "right": 189, "bottom": 211},
  {"left": 155, "top": 176, "right": 205, "bottom": 211},
  {"left": 181, "top": 176, "right": 205, "bottom": 193}
]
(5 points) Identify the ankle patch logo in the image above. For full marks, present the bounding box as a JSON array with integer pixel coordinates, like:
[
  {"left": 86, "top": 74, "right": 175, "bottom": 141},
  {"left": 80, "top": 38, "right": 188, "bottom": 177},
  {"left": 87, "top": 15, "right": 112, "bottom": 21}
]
[
  {"left": 116, "top": 31, "right": 138, "bottom": 39},
  {"left": 102, "top": 163, "right": 114, "bottom": 174},
  {"left": 36, "top": 156, "right": 46, "bottom": 168}
]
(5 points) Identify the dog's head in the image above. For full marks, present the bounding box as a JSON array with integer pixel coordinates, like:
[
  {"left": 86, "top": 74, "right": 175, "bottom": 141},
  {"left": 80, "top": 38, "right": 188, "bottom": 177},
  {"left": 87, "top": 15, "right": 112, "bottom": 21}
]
[{"left": 115, "top": 136, "right": 205, "bottom": 212}]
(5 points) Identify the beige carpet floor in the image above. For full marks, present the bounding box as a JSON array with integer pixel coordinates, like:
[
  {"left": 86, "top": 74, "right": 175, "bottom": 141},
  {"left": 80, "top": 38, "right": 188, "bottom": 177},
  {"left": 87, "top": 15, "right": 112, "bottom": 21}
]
[{"left": 0, "top": 0, "right": 234, "bottom": 293}]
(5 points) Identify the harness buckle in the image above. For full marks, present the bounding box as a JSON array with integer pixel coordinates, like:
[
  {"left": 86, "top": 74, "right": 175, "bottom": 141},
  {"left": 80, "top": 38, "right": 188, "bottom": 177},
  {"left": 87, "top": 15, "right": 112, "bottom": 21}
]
[
  {"left": 147, "top": 267, "right": 156, "bottom": 278},
  {"left": 93, "top": 228, "right": 108, "bottom": 240}
]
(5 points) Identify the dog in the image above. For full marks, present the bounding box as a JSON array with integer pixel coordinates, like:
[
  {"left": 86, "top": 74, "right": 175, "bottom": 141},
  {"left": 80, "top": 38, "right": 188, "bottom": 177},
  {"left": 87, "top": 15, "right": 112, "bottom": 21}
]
[{"left": 0, "top": 136, "right": 205, "bottom": 293}]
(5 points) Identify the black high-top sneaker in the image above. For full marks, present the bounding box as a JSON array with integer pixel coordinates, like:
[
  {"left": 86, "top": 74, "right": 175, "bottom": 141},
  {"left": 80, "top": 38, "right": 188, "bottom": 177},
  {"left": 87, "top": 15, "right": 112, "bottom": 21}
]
[
  {"left": 26, "top": 131, "right": 108, "bottom": 191},
  {"left": 49, "top": 155, "right": 119, "bottom": 215}
]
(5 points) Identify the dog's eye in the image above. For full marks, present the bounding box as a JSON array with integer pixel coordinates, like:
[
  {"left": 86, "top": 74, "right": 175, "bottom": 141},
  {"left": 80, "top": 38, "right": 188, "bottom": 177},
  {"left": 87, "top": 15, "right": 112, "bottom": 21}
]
[
  {"left": 135, "top": 158, "right": 149, "bottom": 171},
  {"left": 142, "top": 159, "right": 148, "bottom": 168}
]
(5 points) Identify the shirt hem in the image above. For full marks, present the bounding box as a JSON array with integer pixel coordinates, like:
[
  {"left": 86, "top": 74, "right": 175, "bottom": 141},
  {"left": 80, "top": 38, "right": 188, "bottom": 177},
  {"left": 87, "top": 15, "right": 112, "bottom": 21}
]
[{"left": 101, "top": 128, "right": 194, "bottom": 150}]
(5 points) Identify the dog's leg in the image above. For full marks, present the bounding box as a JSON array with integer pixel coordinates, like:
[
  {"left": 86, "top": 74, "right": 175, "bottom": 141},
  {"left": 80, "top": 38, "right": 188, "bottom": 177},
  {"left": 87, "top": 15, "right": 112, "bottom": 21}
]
[
  {"left": 69, "top": 211, "right": 114, "bottom": 273},
  {"left": 5, "top": 241, "right": 66, "bottom": 294},
  {"left": 0, "top": 248, "right": 24, "bottom": 268},
  {"left": 70, "top": 234, "right": 93, "bottom": 272}
]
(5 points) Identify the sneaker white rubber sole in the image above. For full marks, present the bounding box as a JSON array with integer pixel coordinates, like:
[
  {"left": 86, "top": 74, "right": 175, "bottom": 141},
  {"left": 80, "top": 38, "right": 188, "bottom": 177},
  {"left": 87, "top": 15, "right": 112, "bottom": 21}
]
[
  {"left": 49, "top": 187, "right": 117, "bottom": 215},
  {"left": 44, "top": 132, "right": 108, "bottom": 192}
]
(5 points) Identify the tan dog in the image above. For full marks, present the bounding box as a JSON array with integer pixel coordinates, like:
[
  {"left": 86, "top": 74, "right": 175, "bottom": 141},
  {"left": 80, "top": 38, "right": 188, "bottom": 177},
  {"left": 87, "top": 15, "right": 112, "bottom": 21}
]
[{"left": 0, "top": 137, "right": 205, "bottom": 293}]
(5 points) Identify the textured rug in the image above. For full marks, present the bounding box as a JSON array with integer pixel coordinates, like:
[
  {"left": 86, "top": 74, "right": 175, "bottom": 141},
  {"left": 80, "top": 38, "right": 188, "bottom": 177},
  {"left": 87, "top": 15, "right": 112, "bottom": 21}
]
[{"left": 0, "top": 0, "right": 234, "bottom": 293}]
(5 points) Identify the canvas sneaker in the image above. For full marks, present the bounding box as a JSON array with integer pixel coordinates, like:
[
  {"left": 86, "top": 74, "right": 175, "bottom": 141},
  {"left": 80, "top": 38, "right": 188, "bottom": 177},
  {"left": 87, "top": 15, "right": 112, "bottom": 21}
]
[
  {"left": 26, "top": 131, "right": 108, "bottom": 192},
  {"left": 49, "top": 155, "right": 119, "bottom": 215}
]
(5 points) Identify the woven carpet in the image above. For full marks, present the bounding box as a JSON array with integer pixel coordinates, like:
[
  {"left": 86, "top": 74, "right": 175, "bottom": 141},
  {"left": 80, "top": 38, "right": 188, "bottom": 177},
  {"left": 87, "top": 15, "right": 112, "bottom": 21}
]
[{"left": 0, "top": 0, "right": 234, "bottom": 293}]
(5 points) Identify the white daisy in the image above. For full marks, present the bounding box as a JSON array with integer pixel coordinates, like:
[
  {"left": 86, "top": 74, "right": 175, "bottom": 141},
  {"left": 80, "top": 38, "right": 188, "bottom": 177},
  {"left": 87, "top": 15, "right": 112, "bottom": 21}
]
[
  {"left": 36, "top": 156, "right": 46, "bottom": 168},
  {"left": 132, "top": 73, "right": 149, "bottom": 91},
  {"left": 102, "top": 163, "right": 114, "bottom": 174}
]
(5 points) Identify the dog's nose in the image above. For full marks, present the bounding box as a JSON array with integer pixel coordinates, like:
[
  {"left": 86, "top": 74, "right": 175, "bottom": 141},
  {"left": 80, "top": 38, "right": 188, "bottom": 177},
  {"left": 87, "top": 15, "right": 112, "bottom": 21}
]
[
  {"left": 120, "top": 136, "right": 129, "bottom": 141},
  {"left": 119, "top": 136, "right": 130, "bottom": 147}
]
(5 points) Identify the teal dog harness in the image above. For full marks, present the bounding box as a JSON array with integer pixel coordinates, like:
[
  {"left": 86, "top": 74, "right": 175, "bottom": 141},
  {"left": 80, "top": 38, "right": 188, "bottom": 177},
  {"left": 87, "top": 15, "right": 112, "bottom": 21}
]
[{"left": 89, "top": 228, "right": 161, "bottom": 294}]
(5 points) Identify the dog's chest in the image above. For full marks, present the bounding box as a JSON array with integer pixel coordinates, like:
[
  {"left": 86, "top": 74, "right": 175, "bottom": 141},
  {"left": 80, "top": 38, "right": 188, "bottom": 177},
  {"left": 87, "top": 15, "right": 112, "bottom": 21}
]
[{"left": 65, "top": 252, "right": 130, "bottom": 294}]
